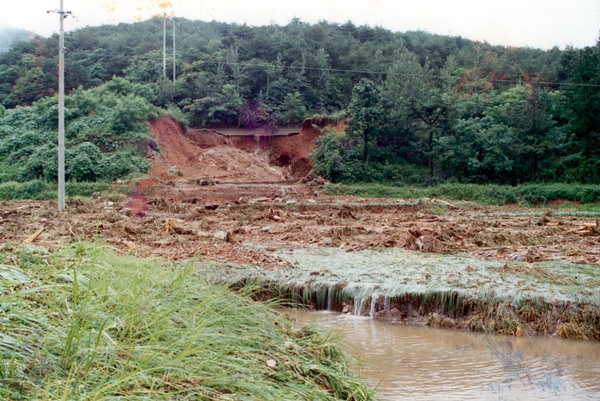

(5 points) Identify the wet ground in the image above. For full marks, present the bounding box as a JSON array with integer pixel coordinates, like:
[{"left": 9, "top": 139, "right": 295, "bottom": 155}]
[{"left": 2, "top": 116, "right": 599, "bottom": 340}]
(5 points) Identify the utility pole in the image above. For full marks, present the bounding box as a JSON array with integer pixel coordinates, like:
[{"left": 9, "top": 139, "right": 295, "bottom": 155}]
[
  {"left": 48, "top": 1, "right": 71, "bottom": 211},
  {"left": 162, "top": 13, "right": 167, "bottom": 79},
  {"left": 172, "top": 17, "right": 176, "bottom": 82}
]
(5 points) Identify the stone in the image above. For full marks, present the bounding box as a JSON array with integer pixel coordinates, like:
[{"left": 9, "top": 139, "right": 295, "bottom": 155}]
[
  {"left": 213, "top": 231, "right": 230, "bottom": 242},
  {"left": 198, "top": 178, "right": 215, "bottom": 186}
]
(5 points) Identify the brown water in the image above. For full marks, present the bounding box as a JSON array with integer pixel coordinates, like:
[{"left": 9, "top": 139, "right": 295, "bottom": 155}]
[{"left": 284, "top": 309, "right": 600, "bottom": 401}]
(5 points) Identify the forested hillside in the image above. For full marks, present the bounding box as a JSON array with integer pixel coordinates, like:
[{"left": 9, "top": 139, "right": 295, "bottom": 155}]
[
  {"left": 0, "top": 27, "right": 35, "bottom": 53},
  {"left": 0, "top": 17, "right": 598, "bottom": 185}
]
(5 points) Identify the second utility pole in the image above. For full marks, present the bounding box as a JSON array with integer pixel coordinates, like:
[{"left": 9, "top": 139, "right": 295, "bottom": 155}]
[
  {"left": 163, "top": 13, "right": 167, "bottom": 79},
  {"left": 172, "top": 17, "right": 176, "bottom": 81}
]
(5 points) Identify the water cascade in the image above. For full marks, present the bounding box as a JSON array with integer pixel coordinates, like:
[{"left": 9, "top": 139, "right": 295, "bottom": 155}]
[{"left": 194, "top": 246, "right": 600, "bottom": 340}]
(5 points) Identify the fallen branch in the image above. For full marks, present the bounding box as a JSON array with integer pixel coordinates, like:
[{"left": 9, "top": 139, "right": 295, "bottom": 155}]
[
  {"left": 431, "top": 198, "right": 458, "bottom": 209},
  {"left": 23, "top": 228, "right": 44, "bottom": 244}
]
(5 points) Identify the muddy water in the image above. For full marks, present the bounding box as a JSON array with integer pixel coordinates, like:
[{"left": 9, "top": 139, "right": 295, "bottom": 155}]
[{"left": 285, "top": 309, "right": 600, "bottom": 401}]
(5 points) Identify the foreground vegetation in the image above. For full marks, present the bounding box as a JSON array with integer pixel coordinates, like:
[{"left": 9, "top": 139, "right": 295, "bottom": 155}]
[{"left": 0, "top": 243, "right": 374, "bottom": 400}]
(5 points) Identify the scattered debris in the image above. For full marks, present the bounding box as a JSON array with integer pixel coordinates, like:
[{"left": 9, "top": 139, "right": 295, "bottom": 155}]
[
  {"left": 23, "top": 228, "right": 44, "bottom": 244},
  {"left": 213, "top": 231, "right": 230, "bottom": 242}
]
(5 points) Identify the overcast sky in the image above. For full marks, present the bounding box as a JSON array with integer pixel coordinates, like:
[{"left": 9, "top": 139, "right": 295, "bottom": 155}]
[{"left": 1, "top": 0, "right": 599, "bottom": 50}]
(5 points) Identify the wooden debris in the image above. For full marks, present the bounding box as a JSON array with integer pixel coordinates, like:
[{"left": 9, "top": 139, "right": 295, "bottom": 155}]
[
  {"left": 431, "top": 198, "right": 458, "bottom": 209},
  {"left": 565, "top": 219, "right": 600, "bottom": 235},
  {"left": 23, "top": 228, "right": 44, "bottom": 244},
  {"left": 591, "top": 217, "right": 600, "bottom": 235}
]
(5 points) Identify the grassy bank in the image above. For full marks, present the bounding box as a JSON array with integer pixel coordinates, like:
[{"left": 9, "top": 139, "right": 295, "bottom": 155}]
[
  {"left": 0, "top": 180, "right": 117, "bottom": 201},
  {"left": 0, "top": 243, "right": 375, "bottom": 400},
  {"left": 326, "top": 183, "right": 600, "bottom": 207},
  {"left": 192, "top": 248, "right": 600, "bottom": 341}
]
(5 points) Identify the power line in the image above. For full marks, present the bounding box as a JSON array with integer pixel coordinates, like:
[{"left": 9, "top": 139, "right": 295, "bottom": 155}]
[
  {"left": 85, "top": 56, "right": 600, "bottom": 89},
  {"left": 4, "top": 46, "right": 600, "bottom": 90}
]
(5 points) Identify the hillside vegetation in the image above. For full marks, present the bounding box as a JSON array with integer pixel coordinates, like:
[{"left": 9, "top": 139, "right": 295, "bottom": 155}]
[{"left": 0, "top": 18, "right": 599, "bottom": 186}]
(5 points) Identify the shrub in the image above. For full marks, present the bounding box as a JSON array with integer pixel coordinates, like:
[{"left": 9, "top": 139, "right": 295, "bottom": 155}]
[
  {"left": 67, "top": 142, "right": 102, "bottom": 182},
  {"left": 16, "top": 145, "right": 58, "bottom": 182},
  {"left": 0, "top": 180, "right": 54, "bottom": 200},
  {"left": 100, "top": 151, "right": 149, "bottom": 182}
]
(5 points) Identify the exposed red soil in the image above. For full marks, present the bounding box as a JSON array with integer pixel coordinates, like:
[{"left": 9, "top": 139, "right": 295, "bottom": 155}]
[
  {"left": 2, "top": 116, "right": 599, "bottom": 269},
  {"left": 3, "top": 116, "right": 599, "bottom": 341}
]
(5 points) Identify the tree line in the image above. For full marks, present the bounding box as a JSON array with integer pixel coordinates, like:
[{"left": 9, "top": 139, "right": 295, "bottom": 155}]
[{"left": 0, "top": 17, "right": 598, "bottom": 184}]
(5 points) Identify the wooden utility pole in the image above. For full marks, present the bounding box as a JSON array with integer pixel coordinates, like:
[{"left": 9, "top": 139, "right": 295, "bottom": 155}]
[{"left": 48, "top": 0, "right": 71, "bottom": 211}]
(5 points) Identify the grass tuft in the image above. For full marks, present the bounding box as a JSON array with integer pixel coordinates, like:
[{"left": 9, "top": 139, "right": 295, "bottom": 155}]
[{"left": 0, "top": 243, "right": 375, "bottom": 400}]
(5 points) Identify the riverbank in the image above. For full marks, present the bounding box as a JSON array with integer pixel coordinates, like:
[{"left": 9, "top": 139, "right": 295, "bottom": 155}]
[
  {"left": 192, "top": 246, "right": 600, "bottom": 341},
  {"left": 2, "top": 194, "right": 600, "bottom": 341},
  {"left": 0, "top": 243, "right": 375, "bottom": 400}
]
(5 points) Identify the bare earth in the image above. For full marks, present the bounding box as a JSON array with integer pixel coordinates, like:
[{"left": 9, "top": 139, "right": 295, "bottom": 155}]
[{"left": 2, "top": 116, "right": 600, "bottom": 270}]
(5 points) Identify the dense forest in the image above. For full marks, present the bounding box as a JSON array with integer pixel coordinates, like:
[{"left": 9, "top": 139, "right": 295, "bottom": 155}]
[{"left": 0, "top": 17, "right": 598, "bottom": 185}]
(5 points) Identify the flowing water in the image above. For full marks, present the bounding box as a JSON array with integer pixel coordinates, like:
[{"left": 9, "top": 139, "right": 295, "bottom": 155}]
[{"left": 284, "top": 309, "right": 600, "bottom": 401}]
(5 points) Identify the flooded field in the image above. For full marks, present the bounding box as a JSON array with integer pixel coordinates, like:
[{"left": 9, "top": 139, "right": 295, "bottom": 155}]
[
  {"left": 197, "top": 245, "right": 600, "bottom": 339},
  {"left": 285, "top": 309, "right": 600, "bottom": 400}
]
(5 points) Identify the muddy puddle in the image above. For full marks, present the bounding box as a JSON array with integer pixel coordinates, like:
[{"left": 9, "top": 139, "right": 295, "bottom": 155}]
[{"left": 284, "top": 308, "right": 600, "bottom": 400}]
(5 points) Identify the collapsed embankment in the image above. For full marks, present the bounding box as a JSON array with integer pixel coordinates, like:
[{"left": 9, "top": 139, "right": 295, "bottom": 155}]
[
  {"left": 192, "top": 246, "right": 600, "bottom": 341},
  {"left": 149, "top": 116, "right": 341, "bottom": 183}
]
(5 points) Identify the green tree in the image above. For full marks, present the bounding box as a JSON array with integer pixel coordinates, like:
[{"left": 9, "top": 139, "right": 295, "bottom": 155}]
[
  {"left": 309, "top": 130, "right": 346, "bottom": 182},
  {"left": 346, "top": 78, "right": 383, "bottom": 162},
  {"left": 559, "top": 43, "right": 600, "bottom": 182},
  {"left": 382, "top": 49, "right": 452, "bottom": 176},
  {"left": 185, "top": 83, "right": 243, "bottom": 127},
  {"left": 276, "top": 92, "right": 307, "bottom": 124}
]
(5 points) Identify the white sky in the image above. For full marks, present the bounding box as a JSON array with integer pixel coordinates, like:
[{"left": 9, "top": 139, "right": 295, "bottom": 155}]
[{"left": 1, "top": 0, "right": 599, "bottom": 50}]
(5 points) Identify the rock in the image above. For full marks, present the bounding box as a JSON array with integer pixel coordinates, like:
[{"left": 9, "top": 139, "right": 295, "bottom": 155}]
[
  {"left": 388, "top": 308, "right": 404, "bottom": 321},
  {"left": 92, "top": 192, "right": 102, "bottom": 200},
  {"left": 237, "top": 196, "right": 249, "bottom": 204},
  {"left": 199, "top": 178, "right": 215, "bottom": 186},
  {"left": 213, "top": 231, "right": 230, "bottom": 242},
  {"left": 261, "top": 226, "right": 271, "bottom": 232},
  {"left": 205, "top": 204, "right": 219, "bottom": 210},
  {"left": 250, "top": 197, "right": 271, "bottom": 204}
]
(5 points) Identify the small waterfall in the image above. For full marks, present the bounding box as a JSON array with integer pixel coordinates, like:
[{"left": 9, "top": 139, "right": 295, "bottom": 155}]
[
  {"left": 353, "top": 295, "right": 368, "bottom": 316},
  {"left": 369, "top": 293, "right": 380, "bottom": 317},
  {"left": 326, "top": 286, "right": 333, "bottom": 311}
]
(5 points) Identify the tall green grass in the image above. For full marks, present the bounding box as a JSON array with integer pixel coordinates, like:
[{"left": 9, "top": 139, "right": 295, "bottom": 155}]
[
  {"left": 327, "top": 182, "right": 600, "bottom": 206},
  {"left": 0, "top": 180, "right": 112, "bottom": 200},
  {"left": 0, "top": 243, "right": 374, "bottom": 400}
]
